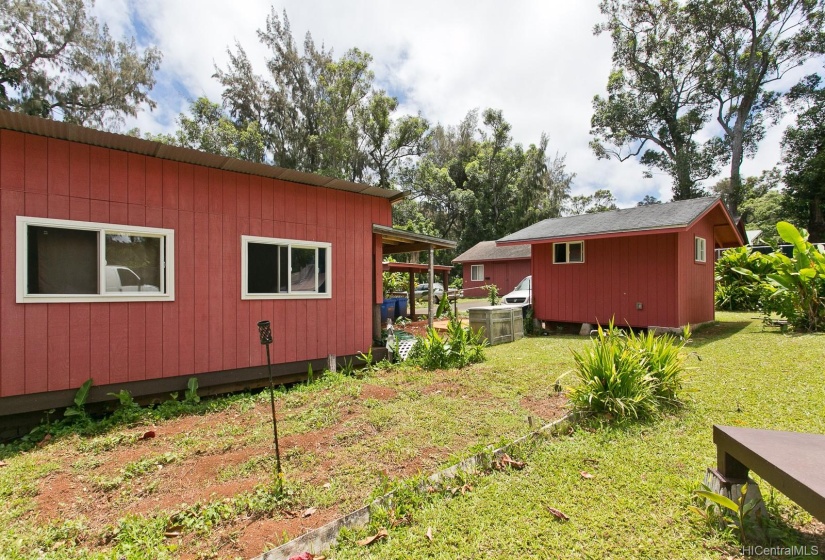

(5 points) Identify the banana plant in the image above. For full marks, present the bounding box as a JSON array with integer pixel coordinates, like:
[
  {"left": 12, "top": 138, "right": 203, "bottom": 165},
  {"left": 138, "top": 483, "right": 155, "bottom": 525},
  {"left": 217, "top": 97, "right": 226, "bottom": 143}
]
[{"left": 765, "top": 222, "right": 825, "bottom": 331}]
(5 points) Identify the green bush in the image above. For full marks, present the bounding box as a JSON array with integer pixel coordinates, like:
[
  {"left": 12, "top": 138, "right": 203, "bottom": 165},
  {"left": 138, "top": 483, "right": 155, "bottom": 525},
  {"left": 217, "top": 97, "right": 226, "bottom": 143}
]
[
  {"left": 408, "top": 317, "right": 486, "bottom": 370},
  {"left": 568, "top": 323, "right": 690, "bottom": 420},
  {"left": 714, "top": 247, "right": 775, "bottom": 311},
  {"left": 765, "top": 222, "right": 825, "bottom": 331}
]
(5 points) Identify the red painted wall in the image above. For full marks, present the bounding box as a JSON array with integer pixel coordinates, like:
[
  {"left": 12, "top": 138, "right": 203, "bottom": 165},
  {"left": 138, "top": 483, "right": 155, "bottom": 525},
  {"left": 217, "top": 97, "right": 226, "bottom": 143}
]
[
  {"left": 0, "top": 130, "right": 393, "bottom": 398},
  {"left": 531, "top": 233, "right": 680, "bottom": 328},
  {"left": 677, "top": 218, "right": 716, "bottom": 326},
  {"left": 462, "top": 259, "right": 531, "bottom": 298}
]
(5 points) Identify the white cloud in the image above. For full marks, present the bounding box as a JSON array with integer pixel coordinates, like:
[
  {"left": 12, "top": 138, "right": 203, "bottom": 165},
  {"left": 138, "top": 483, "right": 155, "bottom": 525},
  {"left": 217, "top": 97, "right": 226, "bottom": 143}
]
[{"left": 94, "top": 0, "right": 816, "bottom": 206}]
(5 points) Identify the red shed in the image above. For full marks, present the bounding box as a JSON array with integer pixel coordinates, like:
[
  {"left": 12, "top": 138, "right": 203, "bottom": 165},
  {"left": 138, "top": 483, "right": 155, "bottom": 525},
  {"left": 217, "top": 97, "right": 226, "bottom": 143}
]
[
  {"left": 0, "top": 111, "right": 452, "bottom": 427},
  {"left": 452, "top": 241, "right": 531, "bottom": 298},
  {"left": 497, "top": 198, "right": 743, "bottom": 330}
]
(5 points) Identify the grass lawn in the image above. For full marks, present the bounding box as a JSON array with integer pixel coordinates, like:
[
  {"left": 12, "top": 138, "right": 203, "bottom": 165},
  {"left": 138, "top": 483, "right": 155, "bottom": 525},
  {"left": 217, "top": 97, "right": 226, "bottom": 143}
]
[
  {"left": 330, "top": 312, "right": 825, "bottom": 559},
  {"left": 1, "top": 312, "right": 823, "bottom": 559}
]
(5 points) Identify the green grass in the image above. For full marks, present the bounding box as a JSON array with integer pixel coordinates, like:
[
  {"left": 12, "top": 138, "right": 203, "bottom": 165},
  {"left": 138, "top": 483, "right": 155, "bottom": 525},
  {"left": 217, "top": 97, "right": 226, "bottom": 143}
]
[
  {"left": 2, "top": 313, "right": 822, "bottom": 558},
  {"left": 330, "top": 313, "right": 825, "bottom": 558}
]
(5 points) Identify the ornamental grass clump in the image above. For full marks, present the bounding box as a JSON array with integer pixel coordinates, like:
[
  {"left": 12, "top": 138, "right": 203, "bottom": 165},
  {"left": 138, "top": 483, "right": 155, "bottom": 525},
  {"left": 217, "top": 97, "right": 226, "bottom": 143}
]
[{"left": 568, "top": 323, "right": 690, "bottom": 420}]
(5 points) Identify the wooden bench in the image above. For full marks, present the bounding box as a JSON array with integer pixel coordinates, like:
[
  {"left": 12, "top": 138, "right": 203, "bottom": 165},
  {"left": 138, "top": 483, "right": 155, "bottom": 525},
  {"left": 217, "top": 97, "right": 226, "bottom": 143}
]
[{"left": 713, "top": 425, "right": 825, "bottom": 521}]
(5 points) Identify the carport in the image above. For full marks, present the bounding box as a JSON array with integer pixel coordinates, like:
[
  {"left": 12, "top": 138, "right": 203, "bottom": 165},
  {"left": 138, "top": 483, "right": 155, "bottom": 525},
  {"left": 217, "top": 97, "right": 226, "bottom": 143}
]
[{"left": 372, "top": 225, "right": 456, "bottom": 333}]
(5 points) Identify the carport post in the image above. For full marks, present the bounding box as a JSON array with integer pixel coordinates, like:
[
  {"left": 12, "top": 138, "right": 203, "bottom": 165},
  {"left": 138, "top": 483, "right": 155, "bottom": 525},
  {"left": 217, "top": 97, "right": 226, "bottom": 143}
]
[{"left": 428, "top": 246, "right": 435, "bottom": 328}]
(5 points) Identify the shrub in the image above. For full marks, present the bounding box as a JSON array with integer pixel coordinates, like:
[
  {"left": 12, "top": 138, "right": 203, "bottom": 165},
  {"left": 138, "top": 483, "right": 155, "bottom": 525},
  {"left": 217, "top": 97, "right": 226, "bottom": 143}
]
[
  {"left": 408, "top": 317, "right": 486, "bottom": 370},
  {"left": 765, "top": 221, "right": 825, "bottom": 331},
  {"left": 568, "top": 323, "right": 690, "bottom": 420},
  {"left": 714, "top": 247, "right": 775, "bottom": 311}
]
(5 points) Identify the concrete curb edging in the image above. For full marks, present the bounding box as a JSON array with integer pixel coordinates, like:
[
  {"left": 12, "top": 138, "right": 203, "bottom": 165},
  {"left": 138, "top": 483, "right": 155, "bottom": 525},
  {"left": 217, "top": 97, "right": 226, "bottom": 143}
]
[{"left": 254, "top": 412, "right": 576, "bottom": 560}]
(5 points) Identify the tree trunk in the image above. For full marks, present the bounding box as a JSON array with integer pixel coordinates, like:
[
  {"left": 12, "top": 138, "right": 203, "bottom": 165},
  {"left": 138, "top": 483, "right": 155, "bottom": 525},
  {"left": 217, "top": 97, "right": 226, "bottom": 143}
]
[
  {"left": 728, "top": 126, "right": 745, "bottom": 217},
  {"left": 809, "top": 195, "right": 825, "bottom": 243}
]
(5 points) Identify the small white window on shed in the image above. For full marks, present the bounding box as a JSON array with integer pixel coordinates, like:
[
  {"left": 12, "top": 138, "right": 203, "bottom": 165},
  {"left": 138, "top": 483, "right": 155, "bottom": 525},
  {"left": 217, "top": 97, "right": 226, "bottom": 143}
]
[
  {"left": 553, "top": 241, "right": 584, "bottom": 264},
  {"left": 695, "top": 236, "right": 707, "bottom": 263},
  {"left": 470, "top": 264, "right": 484, "bottom": 281}
]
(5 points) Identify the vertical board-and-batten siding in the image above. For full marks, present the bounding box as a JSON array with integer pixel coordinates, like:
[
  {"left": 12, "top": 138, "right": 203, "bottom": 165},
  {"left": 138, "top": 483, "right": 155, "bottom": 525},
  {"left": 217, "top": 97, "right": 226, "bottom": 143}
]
[
  {"left": 0, "top": 130, "right": 392, "bottom": 398},
  {"left": 678, "top": 217, "right": 716, "bottom": 327},
  {"left": 531, "top": 233, "right": 680, "bottom": 328},
  {"left": 462, "top": 259, "right": 531, "bottom": 298}
]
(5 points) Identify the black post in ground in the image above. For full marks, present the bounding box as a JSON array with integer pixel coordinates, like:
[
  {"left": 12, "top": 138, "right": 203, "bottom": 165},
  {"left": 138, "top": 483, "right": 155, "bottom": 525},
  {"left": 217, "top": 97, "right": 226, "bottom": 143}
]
[{"left": 257, "top": 320, "right": 282, "bottom": 482}]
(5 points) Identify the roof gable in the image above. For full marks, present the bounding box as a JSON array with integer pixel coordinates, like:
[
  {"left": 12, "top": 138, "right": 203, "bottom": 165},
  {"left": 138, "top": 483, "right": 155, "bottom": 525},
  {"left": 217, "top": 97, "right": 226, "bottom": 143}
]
[
  {"left": 498, "top": 197, "right": 740, "bottom": 245},
  {"left": 452, "top": 240, "right": 531, "bottom": 263}
]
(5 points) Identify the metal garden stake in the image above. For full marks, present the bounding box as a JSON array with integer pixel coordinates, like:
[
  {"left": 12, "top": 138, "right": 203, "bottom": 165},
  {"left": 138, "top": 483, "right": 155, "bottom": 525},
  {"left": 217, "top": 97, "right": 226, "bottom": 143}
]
[{"left": 257, "top": 320, "right": 283, "bottom": 482}]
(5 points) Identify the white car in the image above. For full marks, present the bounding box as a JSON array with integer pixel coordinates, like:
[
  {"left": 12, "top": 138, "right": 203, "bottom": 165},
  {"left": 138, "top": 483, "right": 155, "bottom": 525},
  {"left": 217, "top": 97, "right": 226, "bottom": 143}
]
[
  {"left": 414, "top": 282, "right": 445, "bottom": 303},
  {"left": 502, "top": 275, "right": 532, "bottom": 305},
  {"left": 105, "top": 265, "right": 160, "bottom": 292}
]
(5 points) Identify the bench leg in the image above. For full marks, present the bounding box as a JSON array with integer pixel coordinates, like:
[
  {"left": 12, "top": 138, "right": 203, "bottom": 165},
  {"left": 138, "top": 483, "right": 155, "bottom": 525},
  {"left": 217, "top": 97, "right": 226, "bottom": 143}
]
[{"left": 718, "top": 448, "right": 749, "bottom": 481}]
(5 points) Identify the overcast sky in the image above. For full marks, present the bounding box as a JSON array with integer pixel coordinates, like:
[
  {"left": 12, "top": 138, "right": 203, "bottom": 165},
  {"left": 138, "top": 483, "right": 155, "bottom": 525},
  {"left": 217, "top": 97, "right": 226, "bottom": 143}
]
[{"left": 91, "top": 0, "right": 817, "bottom": 207}]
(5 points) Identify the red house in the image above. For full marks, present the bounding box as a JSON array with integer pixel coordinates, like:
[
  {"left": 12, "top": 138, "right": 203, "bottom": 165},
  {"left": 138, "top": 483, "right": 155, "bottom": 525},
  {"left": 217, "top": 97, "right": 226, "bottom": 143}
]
[
  {"left": 0, "top": 111, "right": 451, "bottom": 429},
  {"left": 497, "top": 197, "right": 743, "bottom": 330},
  {"left": 452, "top": 241, "right": 531, "bottom": 298}
]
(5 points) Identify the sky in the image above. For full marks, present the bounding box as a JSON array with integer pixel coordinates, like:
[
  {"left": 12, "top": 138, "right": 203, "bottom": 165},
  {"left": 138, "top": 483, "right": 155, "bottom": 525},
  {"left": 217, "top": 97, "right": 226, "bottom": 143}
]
[{"left": 90, "top": 0, "right": 819, "bottom": 207}]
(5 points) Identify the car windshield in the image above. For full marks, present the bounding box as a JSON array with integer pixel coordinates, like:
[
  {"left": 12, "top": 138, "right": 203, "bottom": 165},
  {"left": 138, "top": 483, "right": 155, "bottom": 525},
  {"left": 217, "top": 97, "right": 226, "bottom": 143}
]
[{"left": 515, "top": 276, "right": 531, "bottom": 291}]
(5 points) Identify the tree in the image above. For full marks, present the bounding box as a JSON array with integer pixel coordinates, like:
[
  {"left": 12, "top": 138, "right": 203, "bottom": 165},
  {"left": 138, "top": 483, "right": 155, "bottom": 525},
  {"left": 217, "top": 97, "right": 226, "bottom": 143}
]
[
  {"left": 399, "top": 109, "right": 572, "bottom": 254},
  {"left": 214, "top": 9, "right": 426, "bottom": 186},
  {"left": 715, "top": 169, "right": 792, "bottom": 243},
  {"left": 0, "top": 0, "right": 162, "bottom": 129},
  {"left": 564, "top": 189, "right": 620, "bottom": 215},
  {"left": 782, "top": 73, "right": 825, "bottom": 242},
  {"left": 147, "top": 97, "right": 266, "bottom": 163},
  {"left": 688, "top": 0, "right": 825, "bottom": 216},
  {"left": 591, "top": 0, "right": 718, "bottom": 200},
  {"left": 637, "top": 194, "right": 662, "bottom": 205}
]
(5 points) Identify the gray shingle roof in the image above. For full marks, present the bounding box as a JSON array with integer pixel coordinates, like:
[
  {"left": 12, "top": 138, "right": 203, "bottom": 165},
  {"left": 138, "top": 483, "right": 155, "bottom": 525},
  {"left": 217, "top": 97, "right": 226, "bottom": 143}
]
[
  {"left": 498, "top": 197, "right": 721, "bottom": 244},
  {"left": 452, "top": 241, "right": 531, "bottom": 263}
]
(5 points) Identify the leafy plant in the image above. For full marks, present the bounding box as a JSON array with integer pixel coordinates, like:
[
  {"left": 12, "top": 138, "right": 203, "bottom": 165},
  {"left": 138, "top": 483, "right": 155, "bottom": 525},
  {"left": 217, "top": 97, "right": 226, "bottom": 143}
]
[
  {"left": 764, "top": 221, "right": 825, "bottom": 331},
  {"left": 567, "top": 322, "right": 691, "bottom": 420},
  {"left": 714, "top": 246, "right": 776, "bottom": 311},
  {"left": 481, "top": 284, "right": 500, "bottom": 306},
  {"left": 184, "top": 378, "right": 200, "bottom": 404},
  {"left": 64, "top": 379, "right": 93, "bottom": 423},
  {"left": 108, "top": 389, "right": 142, "bottom": 424},
  {"left": 692, "top": 482, "right": 757, "bottom": 545},
  {"left": 407, "top": 317, "right": 486, "bottom": 370}
]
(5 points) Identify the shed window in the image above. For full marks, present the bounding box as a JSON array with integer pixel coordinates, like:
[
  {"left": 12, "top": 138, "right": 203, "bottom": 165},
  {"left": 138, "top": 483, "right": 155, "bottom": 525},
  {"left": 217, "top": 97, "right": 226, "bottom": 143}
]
[
  {"left": 553, "top": 241, "right": 584, "bottom": 264},
  {"left": 17, "top": 216, "right": 174, "bottom": 303},
  {"left": 470, "top": 264, "right": 484, "bottom": 282},
  {"left": 242, "top": 236, "right": 331, "bottom": 299},
  {"left": 695, "top": 236, "right": 707, "bottom": 263}
]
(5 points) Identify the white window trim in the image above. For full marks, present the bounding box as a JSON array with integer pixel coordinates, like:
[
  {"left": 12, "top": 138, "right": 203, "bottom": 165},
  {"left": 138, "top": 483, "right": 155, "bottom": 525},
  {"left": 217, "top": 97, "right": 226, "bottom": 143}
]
[
  {"left": 695, "top": 236, "right": 707, "bottom": 263},
  {"left": 17, "top": 216, "right": 175, "bottom": 303},
  {"left": 470, "top": 264, "right": 484, "bottom": 282},
  {"left": 241, "top": 235, "right": 332, "bottom": 300},
  {"left": 553, "top": 241, "right": 585, "bottom": 264}
]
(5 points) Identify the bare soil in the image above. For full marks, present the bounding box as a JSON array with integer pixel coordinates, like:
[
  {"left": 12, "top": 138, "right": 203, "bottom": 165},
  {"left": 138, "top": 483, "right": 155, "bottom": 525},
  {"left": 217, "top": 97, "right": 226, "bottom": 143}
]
[{"left": 24, "top": 374, "right": 567, "bottom": 559}]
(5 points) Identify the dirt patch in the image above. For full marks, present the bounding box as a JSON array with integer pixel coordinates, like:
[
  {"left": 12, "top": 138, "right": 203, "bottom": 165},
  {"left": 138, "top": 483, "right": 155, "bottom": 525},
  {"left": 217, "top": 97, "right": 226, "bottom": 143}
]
[
  {"left": 520, "top": 393, "right": 569, "bottom": 424},
  {"left": 13, "top": 363, "right": 568, "bottom": 559}
]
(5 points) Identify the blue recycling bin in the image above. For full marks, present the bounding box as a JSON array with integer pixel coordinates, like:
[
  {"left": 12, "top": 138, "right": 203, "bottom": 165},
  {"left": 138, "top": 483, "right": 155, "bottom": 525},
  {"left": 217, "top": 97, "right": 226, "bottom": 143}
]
[
  {"left": 381, "top": 300, "right": 396, "bottom": 323},
  {"left": 394, "top": 297, "right": 408, "bottom": 318}
]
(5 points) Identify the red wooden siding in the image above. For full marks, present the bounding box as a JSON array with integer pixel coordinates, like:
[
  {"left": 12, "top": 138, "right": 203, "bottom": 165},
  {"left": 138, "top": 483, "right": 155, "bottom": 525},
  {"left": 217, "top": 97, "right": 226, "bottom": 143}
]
[
  {"left": 677, "top": 218, "right": 716, "bottom": 326},
  {"left": 0, "top": 130, "right": 393, "bottom": 398},
  {"left": 531, "top": 233, "right": 680, "bottom": 328},
  {"left": 462, "top": 259, "right": 531, "bottom": 298}
]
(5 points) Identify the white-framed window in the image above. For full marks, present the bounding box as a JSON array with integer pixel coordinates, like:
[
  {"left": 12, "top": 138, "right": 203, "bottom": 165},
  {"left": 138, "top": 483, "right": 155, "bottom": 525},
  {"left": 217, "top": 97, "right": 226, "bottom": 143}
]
[
  {"left": 553, "top": 241, "right": 584, "bottom": 264},
  {"left": 695, "top": 236, "right": 707, "bottom": 263},
  {"left": 17, "top": 216, "right": 174, "bottom": 303},
  {"left": 470, "top": 264, "right": 484, "bottom": 282},
  {"left": 242, "top": 235, "right": 331, "bottom": 299}
]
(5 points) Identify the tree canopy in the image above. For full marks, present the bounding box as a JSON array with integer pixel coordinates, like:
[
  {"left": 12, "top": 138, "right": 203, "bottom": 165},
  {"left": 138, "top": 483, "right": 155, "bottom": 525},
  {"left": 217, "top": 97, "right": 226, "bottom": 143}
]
[
  {"left": 212, "top": 9, "right": 428, "bottom": 186},
  {"left": 593, "top": 0, "right": 825, "bottom": 210},
  {"left": 0, "top": 0, "right": 162, "bottom": 129},
  {"left": 782, "top": 73, "right": 825, "bottom": 241}
]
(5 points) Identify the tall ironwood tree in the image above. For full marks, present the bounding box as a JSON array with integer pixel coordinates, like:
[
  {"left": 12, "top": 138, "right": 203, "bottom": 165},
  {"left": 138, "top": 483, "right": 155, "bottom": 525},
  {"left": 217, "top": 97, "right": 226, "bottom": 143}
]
[{"left": 0, "top": 0, "right": 161, "bottom": 129}]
